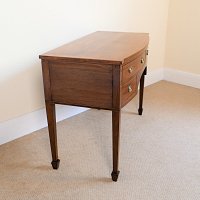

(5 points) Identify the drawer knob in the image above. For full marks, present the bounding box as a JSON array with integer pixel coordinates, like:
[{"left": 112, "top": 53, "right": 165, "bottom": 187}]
[
  {"left": 128, "top": 85, "right": 132, "bottom": 93},
  {"left": 141, "top": 58, "right": 145, "bottom": 64},
  {"left": 128, "top": 67, "right": 133, "bottom": 73}
]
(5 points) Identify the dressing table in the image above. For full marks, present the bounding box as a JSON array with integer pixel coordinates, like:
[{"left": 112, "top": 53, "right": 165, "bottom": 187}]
[{"left": 40, "top": 31, "right": 149, "bottom": 181}]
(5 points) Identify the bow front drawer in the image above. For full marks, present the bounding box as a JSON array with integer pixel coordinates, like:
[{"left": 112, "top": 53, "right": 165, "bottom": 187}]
[
  {"left": 122, "top": 50, "right": 146, "bottom": 84},
  {"left": 121, "top": 76, "right": 137, "bottom": 106}
]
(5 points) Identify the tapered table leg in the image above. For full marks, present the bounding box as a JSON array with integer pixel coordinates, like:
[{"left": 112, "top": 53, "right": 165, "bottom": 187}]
[
  {"left": 45, "top": 101, "right": 60, "bottom": 169},
  {"left": 111, "top": 110, "right": 121, "bottom": 182},
  {"left": 138, "top": 67, "right": 147, "bottom": 115}
]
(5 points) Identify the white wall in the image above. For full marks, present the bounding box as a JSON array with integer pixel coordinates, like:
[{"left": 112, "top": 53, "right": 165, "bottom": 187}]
[
  {"left": 0, "top": 0, "right": 170, "bottom": 123},
  {"left": 165, "top": 0, "right": 200, "bottom": 74}
]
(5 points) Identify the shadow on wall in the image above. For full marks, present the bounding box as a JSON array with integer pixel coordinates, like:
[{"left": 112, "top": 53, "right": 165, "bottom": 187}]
[{"left": 0, "top": 62, "right": 44, "bottom": 122}]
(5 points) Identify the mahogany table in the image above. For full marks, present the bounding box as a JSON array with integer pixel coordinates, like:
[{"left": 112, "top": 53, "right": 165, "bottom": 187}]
[{"left": 40, "top": 31, "right": 149, "bottom": 181}]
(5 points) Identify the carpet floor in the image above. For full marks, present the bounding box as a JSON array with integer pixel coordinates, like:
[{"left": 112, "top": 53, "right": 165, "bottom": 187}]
[{"left": 0, "top": 81, "right": 200, "bottom": 200}]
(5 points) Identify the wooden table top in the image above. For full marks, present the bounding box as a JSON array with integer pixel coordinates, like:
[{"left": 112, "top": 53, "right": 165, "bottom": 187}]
[{"left": 40, "top": 31, "right": 149, "bottom": 65}]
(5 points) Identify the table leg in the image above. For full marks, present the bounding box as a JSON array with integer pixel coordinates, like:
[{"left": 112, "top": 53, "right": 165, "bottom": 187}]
[
  {"left": 111, "top": 110, "right": 121, "bottom": 182},
  {"left": 138, "top": 67, "right": 147, "bottom": 115},
  {"left": 45, "top": 101, "right": 60, "bottom": 169}
]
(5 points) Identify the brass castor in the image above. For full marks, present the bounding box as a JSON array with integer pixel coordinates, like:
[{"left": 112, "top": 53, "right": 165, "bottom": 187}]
[{"left": 51, "top": 159, "right": 60, "bottom": 169}]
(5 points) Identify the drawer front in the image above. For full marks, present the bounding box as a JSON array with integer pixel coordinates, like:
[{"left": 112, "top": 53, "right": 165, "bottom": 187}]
[
  {"left": 121, "top": 76, "right": 138, "bottom": 107},
  {"left": 122, "top": 51, "right": 146, "bottom": 84},
  {"left": 49, "top": 62, "right": 113, "bottom": 109}
]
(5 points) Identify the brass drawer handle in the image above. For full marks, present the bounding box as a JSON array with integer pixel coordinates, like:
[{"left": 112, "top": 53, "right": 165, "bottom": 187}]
[
  {"left": 128, "top": 67, "right": 133, "bottom": 73},
  {"left": 128, "top": 85, "right": 132, "bottom": 93},
  {"left": 141, "top": 58, "right": 145, "bottom": 64}
]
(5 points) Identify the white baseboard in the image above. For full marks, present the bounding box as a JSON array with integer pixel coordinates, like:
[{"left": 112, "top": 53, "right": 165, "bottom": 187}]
[
  {"left": 145, "top": 68, "right": 164, "bottom": 86},
  {"left": 0, "top": 68, "right": 199, "bottom": 145},
  {"left": 164, "top": 68, "right": 200, "bottom": 89},
  {"left": 0, "top": 105, "right": 88, "bottom": 145}
]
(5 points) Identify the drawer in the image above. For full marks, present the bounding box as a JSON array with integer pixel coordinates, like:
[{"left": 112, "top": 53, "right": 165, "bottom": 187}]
[
  {"left": 122, "top": 51, "right": 146, "bottom": 84},
  {"left": 49, "top": 62, "right": 113, "bottom": 109},
  {"left": 121, "top": 76, "right": 138, "bottom": 107}
]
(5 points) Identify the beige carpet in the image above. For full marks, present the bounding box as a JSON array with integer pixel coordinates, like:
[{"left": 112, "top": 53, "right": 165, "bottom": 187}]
[{"left": 0, "top": 81, "right": 200, "bottom": 200}]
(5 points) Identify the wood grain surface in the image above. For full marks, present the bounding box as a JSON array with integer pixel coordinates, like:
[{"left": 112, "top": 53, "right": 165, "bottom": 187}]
[
  {"left": 40, "top": 31, "right": 149, "bottom": 65},
  {"left": 49, "top": 62, "right": 113, "bottom": 109}
]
